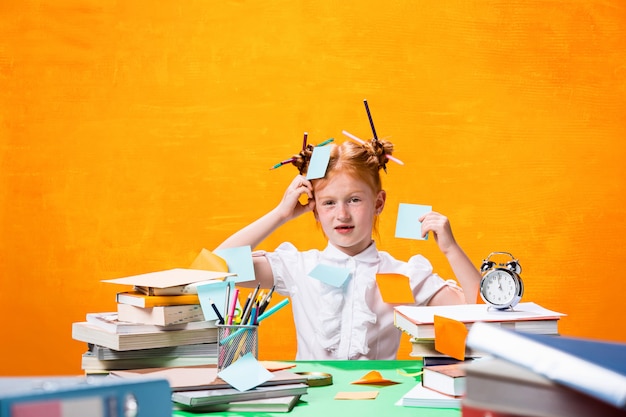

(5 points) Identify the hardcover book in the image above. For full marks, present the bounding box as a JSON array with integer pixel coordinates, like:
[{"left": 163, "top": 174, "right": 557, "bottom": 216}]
[
  {"left": 171, "top": 383, "right": 309, "bottom": 408},
  {"left": 116, "top": 291, "right": 201, "bottom": 308},
  {"left": 422, "top": 362, "right": 467, "bottom": 397},
  {"left": 86, "top": 312, "right": 215, "bottom": 334},
  {"left": 394, "top": 302, "right": 564, "bottom": 339},
  {"left": 117, "top": 303, "right": 205, "bottom": 326},
  {"left": 396, "top": 383, "right": 461, "bottom": 409},
  {"left": 88, "top": 342, "right": 217, "bottom": 360},
  {"left": 466, "top": 322, "right": 626, "bottom": 410},
  {"left": 72, "top": 322, "right": 217, "bottom": 351},
  {"left": 463, "top": 357, "right": 626, "bottom": 417}
]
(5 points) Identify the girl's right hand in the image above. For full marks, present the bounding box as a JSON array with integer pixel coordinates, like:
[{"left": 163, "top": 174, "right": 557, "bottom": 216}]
[{"left": 276, "top": 175, "right": 315, "bottom": 221}]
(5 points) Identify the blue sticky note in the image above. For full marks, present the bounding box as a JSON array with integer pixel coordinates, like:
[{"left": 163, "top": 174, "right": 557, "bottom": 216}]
[
  {"left": 308, "top": 263, "right": 351, "bottom": 287},
  {"left": 395, "top": 203, "right": 432, "bottom": 240},
  {"left": 218, "top": 352, "right": 273, "bottom": 392},
  {"left": 306, "top": 145, "right": 332, "bottom": 180},
  {"left": 214, "top": 246, "right": 255, "bottom": 283},
  {"left": 196, "top": 280, "right": 228, "bottom": 322}
]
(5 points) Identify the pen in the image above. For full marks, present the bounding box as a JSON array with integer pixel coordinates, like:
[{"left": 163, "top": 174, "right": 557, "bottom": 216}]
[
  {"left": 270, "top": 158, "right": 295, "bottom": 170},
  {"left": 256, "top": 297, "right": 289, "bottom": 323},
  {"left": 342, "top": 130, "right": 366, "bottom": 145},
  {"left": 240, "top": 293, "right": 252, "bottom": 324},
  {"left": 316, "top": 138, "right": 334, "bottom": 147},
  {"left": 242, "top": 284, "right": 260, "bottom": 325},
  {"left": 342, "top": 130, "right": 404, "bottom": 166},
  {"left": 227, "top": 288, "right": 239, "bottom": 325},
  {"left": 302, "top": 132, "right": 308, "bottom": 151},
  {"left": 219, "top": 298, "right": 291, "bottom": 344},
  {"left": 209, "top": 298, "right": 225, "bottom": 325},
  {"left": 364, "top": 99, "right": 378, "bottom": 140},
  {"left": 258, "top": 285, "right": 275, "bottom": 315},
  {"left": 249, "top": 303, "right": 258, "bottom": 326},
  {"left": 223, "top": 282, "right": 231, "bottom": 320}
]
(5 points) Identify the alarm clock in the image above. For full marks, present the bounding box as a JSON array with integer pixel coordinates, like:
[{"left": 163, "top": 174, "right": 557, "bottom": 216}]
[{"left": 479, "top": 252, "right": 523, "bottom": 310}]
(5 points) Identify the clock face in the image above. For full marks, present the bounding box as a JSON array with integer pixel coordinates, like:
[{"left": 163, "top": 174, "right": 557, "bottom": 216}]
[{"left": 481, "top": 269, "right": 520, "bottom": 306}]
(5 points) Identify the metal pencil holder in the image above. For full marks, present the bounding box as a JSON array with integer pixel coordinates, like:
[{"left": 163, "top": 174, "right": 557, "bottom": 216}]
[{"left": 217, "top": 324, "right": 259, "bottom": 371}]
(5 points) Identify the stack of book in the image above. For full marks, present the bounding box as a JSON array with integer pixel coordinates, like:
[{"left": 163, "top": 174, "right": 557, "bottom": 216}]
[
  {"left": 394, "top": 302, "right": 567, "bottom": 409},
  {"left": 463, "top": 322, "right": 626, "bottom": 417},
  {"left": 72, "top": 268, "right": 231, "bottom": 374},
  {"left": 393, "top": 302, "right": 565, "bottom": 364},
  {"left": 396, "top": 361, "right": 466, "bottom": 409},
  {"left": 110, "top": 363, "right": 308, "bottom": 413}
]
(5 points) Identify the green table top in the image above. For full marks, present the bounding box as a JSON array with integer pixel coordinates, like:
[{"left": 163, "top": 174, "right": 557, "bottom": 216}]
[{"left": 173, "top": 360, "right": 461, "bottom": 417}]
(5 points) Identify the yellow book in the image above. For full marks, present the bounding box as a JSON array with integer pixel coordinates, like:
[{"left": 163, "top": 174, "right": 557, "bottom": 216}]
[{"left": 116, "top": 291, "right": 200, "bottom": 308}]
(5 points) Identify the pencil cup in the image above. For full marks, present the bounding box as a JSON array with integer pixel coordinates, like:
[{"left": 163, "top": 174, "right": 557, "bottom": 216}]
[{"left": 217, "top": 325, "right": 259, "bottom": 371}]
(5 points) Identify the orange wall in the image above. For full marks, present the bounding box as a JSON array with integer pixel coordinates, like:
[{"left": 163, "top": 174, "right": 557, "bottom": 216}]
[{"left": 1, "top": 1, "right": 625, "bottom": 375}]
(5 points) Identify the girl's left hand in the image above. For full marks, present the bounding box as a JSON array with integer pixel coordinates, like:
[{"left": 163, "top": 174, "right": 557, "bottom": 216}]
[{"left": 419, "top": 211, "right": 458, "bottom": 254}]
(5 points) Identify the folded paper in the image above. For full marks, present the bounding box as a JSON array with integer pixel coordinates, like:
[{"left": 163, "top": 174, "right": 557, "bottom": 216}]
[
  {"left": 351, "top": 370, "right": 399, "bottom": 386},
  {"left": 102, "top": 268, "right": 233, "bottom": 288},
  {"left": 190, "top": 248, "right": 229, "bottom": 272}
]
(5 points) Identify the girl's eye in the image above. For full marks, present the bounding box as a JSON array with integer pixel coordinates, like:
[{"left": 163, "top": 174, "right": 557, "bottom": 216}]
[
  {"left": 349, "top": 197, "right": 361, "bottom": 203},
  {"left": 322, "top": 200, "right": 335, "bottom": 206}
]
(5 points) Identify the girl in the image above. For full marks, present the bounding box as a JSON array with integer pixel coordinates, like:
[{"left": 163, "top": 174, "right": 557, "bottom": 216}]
[{"left": 215, "top": 138, "right": 481, "bottom": 360}]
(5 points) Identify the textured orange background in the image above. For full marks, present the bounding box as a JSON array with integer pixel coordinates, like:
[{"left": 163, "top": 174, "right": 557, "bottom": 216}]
[{"left": 1, "top": 1, "right": 625, "bottom": 375}]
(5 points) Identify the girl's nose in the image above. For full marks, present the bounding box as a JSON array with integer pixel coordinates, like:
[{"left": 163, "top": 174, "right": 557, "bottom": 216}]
[{"left": 337, "top": 203, "right": 350, "bottom": 220}]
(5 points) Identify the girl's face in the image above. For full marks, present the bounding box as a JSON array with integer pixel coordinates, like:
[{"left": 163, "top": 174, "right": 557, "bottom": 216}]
[{"left": 313, "top": 171, "right": 386, "bottom": 256}]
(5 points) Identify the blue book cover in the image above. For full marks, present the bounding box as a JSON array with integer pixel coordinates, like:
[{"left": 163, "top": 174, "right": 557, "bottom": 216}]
[
  {"left": 0, "top": 376, "right": 171, "bottom": 417},
  {"left": 466, "top": 321, "right": 626, "bottom": 410}
]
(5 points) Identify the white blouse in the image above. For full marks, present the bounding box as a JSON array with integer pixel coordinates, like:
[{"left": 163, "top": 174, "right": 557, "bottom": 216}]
[{"left": 261, "top": 241, "right": 452, "bottom": 360}]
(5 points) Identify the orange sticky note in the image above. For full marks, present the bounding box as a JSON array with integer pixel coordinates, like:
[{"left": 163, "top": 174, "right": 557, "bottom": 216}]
[
  {"left": 189, "top": 248, "right": 229, "bottom": 272},
  {"left": 376, "top": 273, "right": 415, "bottom": 304},
  {"left": 351, "top": 370, "right": 399, "bottom": 386},
  {"left": 434, "top": 315, "right": 468, "bottom": 360}
]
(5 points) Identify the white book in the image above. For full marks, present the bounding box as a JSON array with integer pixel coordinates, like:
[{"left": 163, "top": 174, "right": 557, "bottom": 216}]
[
  {"left": 396, "top": 383, "right": 461, "bottom": 408},
  {"left": 86, "top": 312, "right": 215, "bottom": 334},
  {"left": 394, "top": 302, "right": 565, "bottom": 339},
  {"left": 72, "top": 322, "right": 218, "bottom": 351},
  {"left": 117, "top": 303, "right": 205, "bottom": 326}
]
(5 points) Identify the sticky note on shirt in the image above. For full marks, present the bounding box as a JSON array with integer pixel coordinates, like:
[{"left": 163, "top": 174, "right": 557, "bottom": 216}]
[
  {"left": 376, "top": 273, "right": 415, "bottom": 304},
  {"left": 214, "top": 245, "right": 255, "bottom": 283},
  {"left": 395, "top": 203, "right": 432, "bottom": 240},
  {"left": 306, "top": 145, "right": 332, "bottom": 180},
  {"left": 308, "top": 264, "right": 351, "bottom": 287},
  {"left": 434, "top": 315, "right": 469, "bottom": 361}
]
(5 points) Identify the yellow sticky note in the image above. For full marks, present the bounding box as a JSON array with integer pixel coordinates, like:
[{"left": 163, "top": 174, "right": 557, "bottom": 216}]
[
  {"left": 351, "top": 370, "right": 399, "bottom": 386},
  {"left": 376, "top": 273, "right": 415, "bottom": 304},
  {"left": 434, "top": 315, "right": 468, "bottom": 360},
  {"left": 189, "top": 248, "right": 229, "bottom": 272},
  {"left": 335, "top": 391, "right": 379, "bottom": 400},
  {"left": 260, "top": 361, "right": 297, "bottom": 372}
]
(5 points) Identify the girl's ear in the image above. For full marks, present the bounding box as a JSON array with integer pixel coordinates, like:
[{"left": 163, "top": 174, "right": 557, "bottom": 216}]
[{"left": 375, "top": 190, "right": 386, "bottom": 214}]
